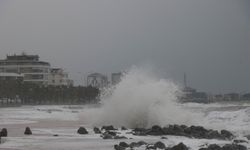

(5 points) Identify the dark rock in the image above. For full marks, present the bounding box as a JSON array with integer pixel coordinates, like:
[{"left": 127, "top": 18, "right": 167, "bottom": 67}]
[
  {"left": 119, "top": 142, "right": 129, "bottom": 148},
  {"left": 171, "top": 142, "right": 188, "bottom": 150},
  {"left": 114, "top": 136, "right": 128, "bottom": 139},
  {"left": 102, "top": 133, "right": 113, "bottom": 139},
  {"left": 233, "top": 139, "right": 248, "bottom": 144},
  {"left": 0, "top": 128, "right": 7, "bottom": 137},
  {"left": 121, "top": 126, "right": 127, "bottom": 130},
  {"left": 222, "top": 144, "right": 247, "bottom": 150},
  {"left": 137, "top": 141, "right": 147, "bottom": 146},
  {"left": 207, "top": 130, "right": 221, "bottom": 139},
  {"left": 24, "top": 127, "right": 32, "bottom": 135},
  {"left": 245, "top": 135, "right": 250, "bottom": 140},
  {"left": 53, "top": 134, "right": 59, "bottom": 136},
  {"left": 154, "top": 141, "right": 166, "bottom": 149},
  {"left": 114, "top": 144, "right": 125, "bottom": 150},
  {"left": 105, "top": 131, "right": 117, "bottom": 136},
  {"left": 221, "top": 130, "right": 234, "bottom": 140},
  {"left": 207, "top": 144, "right": 221, "bottom": 150},
  {"left": 102, "top": 125, "right": 117, "bottom": 131},
  {"left": 77, "top": 127, "right": 88, "bottom": 134},
  {"left": 130, "top": 142, "right": 142, "bottom": 148},
  {"left": 132, "top": 128, "right": 148, "bottom": 136},
  {"left": 147, "top": 125, "right": 164, "bottom": 135},
  {"left": 93, "top": 127, "right": 101, "bottom": 134},
  {"left": 161, "top": 136, "right": 168, "bottom": 139}
]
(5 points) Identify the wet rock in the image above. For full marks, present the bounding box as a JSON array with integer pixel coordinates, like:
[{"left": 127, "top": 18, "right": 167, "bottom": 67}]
[
  {"left": 171, "top": 142, "right": 188, "bottom": 150},
  {"left": 24, "top": 127, "right": 32, "bottom": 135},
  {"left": 222, "top": 144, "right": 247, "bottom": 150},
  {"left": 132, "top": 128, "right": 148, "bottom": 136},
  {"left": 0, "top": 128, "right": 7, "bottom": 137},
  {"left": 119, "top": 142, "right": 129, "bottom": 148},
  {"left": 130, "top": 142, "right": 143, "bottom": 148},
  {"left": 137, "top": 141, "right": 147, "bottom": 146},
  {"left": 102, "top": 133, "right": 113, "bottom": 139},
  {"left": 77, "top": 127, "right": 88, "bottom": 134},
  {"left": 114, "top": 136, "right": 128, "bottom": 139},
  {"left": 161, "top": 136, "right": 168, "bottom": 139},
  {"left": 233, "top": 139, "right": 248, "bottom": 144},
  {"left": 121, "top": 126, "right": 127, "bottom": 130},
  {"left": 102, "top": 125, "right": 117, "bottom": 131},
  {"left": 199, "top": 144, "right": 247, "bottom": 150},
  {"left": 207, "top": 144, "right": 221, "bottom": 150},
  {"left": 114, "top": 144, "right": 125, "bottom": 150},
  {"left": 147, "top": 125, "right": 164, "bottom": 135},
  {"left": 154, "top": 141, "right": 166, "bottom": 149},
  {"left": 221, "top": 130, "right": 234, "bottom": 140},
  {"left": 105, "top": 131, "right": 117, "bottom": 136},
  {"left": 93, "top": 127, "right": 101, "bottom": 134},
  {"left": 207, "top": 130, "right": 221, "bottom": 139},
  {"left": 245, "top": 135, "right": 250, "bottom": 140},
  {"left": 53, "top": 134, "right": 59, "bottom": 137}
]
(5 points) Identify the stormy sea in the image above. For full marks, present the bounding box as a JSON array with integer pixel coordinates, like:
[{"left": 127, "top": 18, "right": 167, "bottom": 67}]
[{"left": 0, "top": 68, "right": 249, "bottom": 150}]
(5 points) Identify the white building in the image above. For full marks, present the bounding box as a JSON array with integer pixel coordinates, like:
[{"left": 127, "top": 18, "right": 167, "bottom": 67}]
[
  {"left": 87, "top": 73, "right": 108, "bottom": 89},
  {"left": 0, "top": 53, "right": 50, "bottom": 85},
  {"left": 48, "top": 68, "right": 73, "bottom": 86}
]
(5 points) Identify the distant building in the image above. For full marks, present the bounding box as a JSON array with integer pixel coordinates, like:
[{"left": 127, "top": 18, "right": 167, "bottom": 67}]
[
  {"left": 87, "top": 73, "right": 108, "bottom": 89},
  {"left": 48, "top": 68, "right": 73, "bottom": 86},
  {"left": 241, "top": 93, "right": 250, "bottom": 101},
  {"left": 111, "top": 72, "right": 122, "bottom": 85},
  {"left": 0, "top": 72, "right": 24, "bottom": 81},
  {"left": 224, "top": 93, "right": 240, "bottom": 101},
  {"left": 181, "top": 73, "right": 209, "bottom": 103},
  {"left": 0, "top": 53, "right": 50, "bottom": 85}
]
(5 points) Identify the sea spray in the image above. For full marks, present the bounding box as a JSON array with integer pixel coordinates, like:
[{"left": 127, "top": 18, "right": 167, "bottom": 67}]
[{"left": 80, "top": 67, "right": 200, "bottom": 128}]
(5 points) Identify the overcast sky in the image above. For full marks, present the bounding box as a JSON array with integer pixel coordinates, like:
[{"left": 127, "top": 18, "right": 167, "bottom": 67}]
[{"left": 0, "top": 0, "right": 249, "bottom": 93}]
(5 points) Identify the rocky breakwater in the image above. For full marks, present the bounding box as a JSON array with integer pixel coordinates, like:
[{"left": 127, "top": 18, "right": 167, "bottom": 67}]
[{"left": 133, "top": 125, "right": 234, "bottom": 140}]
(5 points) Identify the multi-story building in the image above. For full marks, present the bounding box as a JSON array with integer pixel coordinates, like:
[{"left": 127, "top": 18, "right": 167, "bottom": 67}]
[
  {"left": 0, "top": 72, "right": 24, "bottom": 81},
  {"left": 48, "top": 68, "right": 73, "bottom": 86},
  {"left": 0, "top": 53, "right": 51, "bottom": 85},
  {"left": 87, "top": 73, "right": 108, "bottom": 89}
]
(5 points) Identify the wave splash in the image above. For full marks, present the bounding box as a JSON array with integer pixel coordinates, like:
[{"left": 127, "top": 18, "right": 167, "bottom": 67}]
[{"left": 92, "top": 67, "right": 196, "bottom": 128}]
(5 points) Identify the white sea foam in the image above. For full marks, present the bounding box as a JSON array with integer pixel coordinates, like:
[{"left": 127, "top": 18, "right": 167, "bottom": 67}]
[{"left": 86, "top": 67, "right": 200, "bottom": 128}]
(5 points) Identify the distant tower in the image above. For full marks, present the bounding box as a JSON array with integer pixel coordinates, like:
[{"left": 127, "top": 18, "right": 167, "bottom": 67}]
[{"left": 184, "top": 73, "right": 187, "bottom": 88}]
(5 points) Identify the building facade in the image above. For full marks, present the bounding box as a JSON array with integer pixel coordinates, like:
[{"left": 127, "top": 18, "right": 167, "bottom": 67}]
[
  {"left": 0, "top": 53, "right": 51, "bottom": 85},
  {"left": 87, "top": 73, "right": 108, "bottom": 89},
  {"left": 48, "top": 68, "right": 73, "bottom": 86},
  {"left": 0, "top": 72, "right": 24, "bottom": 81}
]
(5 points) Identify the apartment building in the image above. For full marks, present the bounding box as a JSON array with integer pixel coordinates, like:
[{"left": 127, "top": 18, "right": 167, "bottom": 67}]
[{"left": 0, "top": 53, "right": 51, "bottom": 85}]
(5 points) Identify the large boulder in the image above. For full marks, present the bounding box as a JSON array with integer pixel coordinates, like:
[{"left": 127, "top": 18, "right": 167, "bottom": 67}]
[
  {"left": 24, "top": 127, "right": 32, "bottom": 135},
  {"left": 147, "top": 125, "right": 164, "bottom": 135},
  {"left": 222, "top": 144, "right": 247, "bottom": 150},
  {"left": 119, "top": 142, "right": 129, "bottom": 148},
  {"left": 114, "top": 145, "right": 125, "bottom": 150},
  {"left": 221, "top": 130, "right": 234, "bottom": 140},
  {"left": 102, "top": 133, "right": 113, "bottom": 139},
  {"left": 77, "top": 127, "right": 88, "bottom": 134},
  {"left": 0, "top": 128, "right": 7, "bottom": 137},
  {"left": 93, "top": 127, "right": 101, "bottom": 134},
  {"left": 171, "top": 142, "right": 188, "bottom": 150},
  {"left": 101, "top": 125, "right": 117, "bottom": 131},
  {"left": 154, "top": 141, "right": 166, "bottom": 149}
]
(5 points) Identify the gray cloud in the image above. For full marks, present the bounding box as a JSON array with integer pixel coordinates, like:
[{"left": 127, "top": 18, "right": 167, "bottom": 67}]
[{"left": 0, "top": 0, "right": 249, "bottom": 93}]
